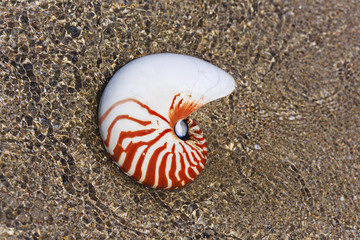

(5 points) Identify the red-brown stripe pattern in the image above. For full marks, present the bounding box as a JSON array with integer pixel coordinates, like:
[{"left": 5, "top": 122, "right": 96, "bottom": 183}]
[{"left": 99, "top": 96, "right": 207, "bottom": 189}]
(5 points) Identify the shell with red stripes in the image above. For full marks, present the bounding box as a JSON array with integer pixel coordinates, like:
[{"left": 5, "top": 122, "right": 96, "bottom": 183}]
[{"left": 99, "top": 53, "right": 235, "bottom": 189}]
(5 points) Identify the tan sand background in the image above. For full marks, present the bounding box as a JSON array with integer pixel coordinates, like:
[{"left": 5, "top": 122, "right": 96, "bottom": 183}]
[{"left": 1, "top": 0, "right": 359, "bottom": 239}]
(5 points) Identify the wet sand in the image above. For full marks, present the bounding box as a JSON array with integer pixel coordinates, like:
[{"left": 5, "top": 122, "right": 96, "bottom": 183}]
[{"left": 1, "top": 0, "right": 359, "bottom": 239}]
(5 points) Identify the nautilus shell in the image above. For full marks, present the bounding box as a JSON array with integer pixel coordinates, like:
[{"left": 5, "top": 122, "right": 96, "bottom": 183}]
[{"left": 99, "top": 53, "right": 235, "bottom": 189}]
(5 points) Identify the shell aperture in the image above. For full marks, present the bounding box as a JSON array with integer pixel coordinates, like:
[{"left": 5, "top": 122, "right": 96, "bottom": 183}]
[
  {"left": 174, "top": 120, "right": 189, "bottom": 140},
  {"left": 99, "top": 53, "right": 235, "bottom": 189}
]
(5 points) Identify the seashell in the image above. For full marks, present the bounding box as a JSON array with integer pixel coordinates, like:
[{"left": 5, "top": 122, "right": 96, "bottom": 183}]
[{"left": 99, "top": 53, "right": 235, "bottom": 189}]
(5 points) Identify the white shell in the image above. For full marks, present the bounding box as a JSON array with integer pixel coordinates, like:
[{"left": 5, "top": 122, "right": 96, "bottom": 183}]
[{"left": 99, "top": 53, "right": 235, "bottom": 189}]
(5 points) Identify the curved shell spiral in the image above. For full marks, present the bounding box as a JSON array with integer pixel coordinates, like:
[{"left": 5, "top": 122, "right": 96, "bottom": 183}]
[{"left": 99, "top": 53, "right": 235, "bottom": 189}]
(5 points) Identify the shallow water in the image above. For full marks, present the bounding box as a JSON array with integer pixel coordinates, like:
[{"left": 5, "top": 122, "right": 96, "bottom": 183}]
[{"left": 0, "top": 0, "right": 359, "bottom": 239}]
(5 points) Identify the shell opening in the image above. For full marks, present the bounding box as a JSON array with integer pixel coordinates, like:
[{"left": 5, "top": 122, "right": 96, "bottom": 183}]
[{"left": 174, "top": 119, "right": 190, "bottom": 140}]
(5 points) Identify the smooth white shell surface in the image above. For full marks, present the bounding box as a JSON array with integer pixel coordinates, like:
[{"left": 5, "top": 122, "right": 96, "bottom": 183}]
[{"left": 99, "top": 53, "right": 235, "bottom": 120}]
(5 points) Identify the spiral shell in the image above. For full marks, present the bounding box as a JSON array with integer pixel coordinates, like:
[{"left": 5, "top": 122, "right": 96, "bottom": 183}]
[{"left": 99, "top": 53, "right": 235, "bottom": 189}]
